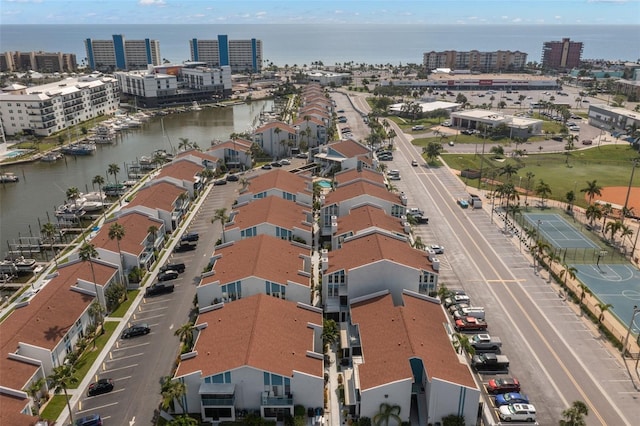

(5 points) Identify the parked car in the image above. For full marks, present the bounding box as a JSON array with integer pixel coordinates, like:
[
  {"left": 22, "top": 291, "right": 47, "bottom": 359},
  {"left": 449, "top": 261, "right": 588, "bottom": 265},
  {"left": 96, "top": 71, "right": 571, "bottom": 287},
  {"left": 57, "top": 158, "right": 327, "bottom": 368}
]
[
  {"left": 270, "top": 162, "right": 283, "bottom": 167},
  {"left": 145, "top": 282, "right": 175, "bottom": 297},
  {"left": 495, "top": 392, "right": 530, "bottom": 407},
  {"left": 213, "top": 179, "right": 228, "bottom": 185},
  {"left": 280, "top": 159, "right": 291, "bottom": 165},
  {"left": 226, "top": 174, "right": 240, "bottom": 182},
  {"left": 448, "top": 140, "right": 455, "bottom": 146},
  {"left": 75, "top": 414, "right": 103, "bottom": 426},
  {"left": 388, "top": 174, "right": 401, "bottom": 180},
  {"left": 454, "top": 316, "right": 488, "bottom": 332},
  {"left": 175, "top": 243, "right": 196, "bottom": 252},
  {"left": 87, "top": 378, "right": 114, "bottom": 397},
  {"left": 296, "top": 152, "right": 308, "bottom": 158},
  {"left": 158, "top": 270, "right": 179, "bottom": 281},
  {"left": 444, "top": 294, "right": 471, "bottom": 308},
  {"left": 160, "top": 262, "right": 185, "bottom": 273},
  {"left": 581, "top": 139, "right": 593, "bottom": 145},
  {"left": 428, "top": 244, "right": 444, "bottom": 254},
  {"left": 498, "top": 403, "right": 536, "bottom": 422},
  {"left": 487, "top": 377, "right": 521, "bottom": 394},
  {"left": 458, "top": 198, "right": 469, "bottom": 208},
  {"left": 181, "top": 232, "right": 199, "bottom": 242},
  {"left": 121, "top": 323, "right": 150, "bottom": 339},
  {"left": 261, "top": 164, "right": 273, "bottom": 170},
  {"left": 412, "top": 125, "right": 425, "bottom": 131},
  {"left": 411, "top": 160, "right": 419, "bottom": 166},
  {"left": 441, "top": 121, "right": 452, "bottom": 127}
]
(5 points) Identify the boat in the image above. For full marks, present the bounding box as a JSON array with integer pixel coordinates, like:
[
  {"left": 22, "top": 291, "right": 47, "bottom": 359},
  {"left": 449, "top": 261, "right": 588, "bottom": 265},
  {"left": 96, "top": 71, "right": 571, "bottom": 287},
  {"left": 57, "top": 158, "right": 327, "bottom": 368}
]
[
  {"left": 191, "top": 101, "right": 203, "bottom": 111},
  {"left": 79, "top": 191, "right": 107, "bottom": 211},
  {"left": 61, "top": 143, "right": 96, "bottom": 156},
  {"left": 13, "top": 256, "right": 37, "bottom": 274},
  {"left": 55, "top": 203, "right": 86, "bottom": 219},
  {"left": 102, "top": 183, "right": 126, "bottom": 197},
  {"left": 40, "top": 152, "right": 64, "bottom": 162},
  {"left": 0, "top": 172, "right": 19, "bottom": 183},
  {"left": 90, "top": 125, "right": 116, "bottom": 144}
]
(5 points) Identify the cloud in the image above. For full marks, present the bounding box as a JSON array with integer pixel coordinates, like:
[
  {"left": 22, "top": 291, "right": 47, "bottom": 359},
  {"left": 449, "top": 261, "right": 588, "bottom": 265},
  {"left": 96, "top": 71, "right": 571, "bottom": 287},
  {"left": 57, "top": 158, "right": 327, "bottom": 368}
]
[
  {"left": 255, "top": 11, "right": 266, "bottom": 16},
  {"left": 512, "top": 18, "right": 522, "bottom": 23},
  {"left": 554, "top": 15, "right": 562, "bottom": 19},
  {"left": 139, "top": 0, "right": 166, "bottom": 5},
  {"left": 334, "top": 9, "right": 343, "bottom": 14}
]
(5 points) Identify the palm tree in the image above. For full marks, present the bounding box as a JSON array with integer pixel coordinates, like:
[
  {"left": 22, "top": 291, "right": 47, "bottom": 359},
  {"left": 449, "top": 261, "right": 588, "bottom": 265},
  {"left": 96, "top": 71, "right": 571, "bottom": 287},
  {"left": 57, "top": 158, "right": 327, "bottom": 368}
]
[
  {"left": 596, "top": 302, "right": 613, "bottom": 324},
  {"left": 168, "top": 416, "right": 198, "bottom": 426},
  {"left": 211, "top": 208, "right": 230, "bottom": 243},
  {"left": 160, "top": 376, "right": 187, "bottom": 414},
  {"left": 605, "top": 220, "right": 622, "bottom": 243},
  {"left": 559, "top": 264, "right": 578, "bottom": 288},
  {"left": 453, "top": 332, "right": 476, "bottom": 356},
  {"left": 108, "top": 163, "right": 120, "bottom": 186},
  {"left": 147, "top": 225, "right": 159, "bottom": 246},
  {"left": 373, "top": 402, "right": 402, "bottom": 426},
  {"left": 581, "top": 180, "right": 602, "bottom": 205},
  {"left": 66, "top": 186, "right": 81, "bottom": 206},
  {"left": 178, "top": 137, "right": 191, "bottom": 152},
  {"left": 565, "top": 190, "right": 576, "bottom": 213},
  {"left": 108, "top": 222, "right": 126, "bottom": 270},
  {"left": 24, "top": 377, "right": 46, "bottom": 416},
  {"left": 41, "top": 222, "right": 59, "bottom": 268},
  {"left": 48, "top": 364, "right": 79, "bottom": 425},
  {"left": 412, "top": 236, "right": 425, "bottom": 250},
  {"left": 273, "top": 126, "right": 282, "bottom": 158},
  {"left": 559, "top": 400, "right": 589, "bottom": 426},
  {"left": 175, "top": 322, "right": 195, "bottom": 351},
  {"left": 79, "top": 242, "right": 104, "bottom": 308},
  {"left": 499, "top": 164, "right": 519, "bottom": 182},
  {"left": 535, "top": 180, "right": 552, "bottom": 209},
  {"left": 322, "top": 318, "right": 339, "bottom": 349},
  {"left": 92, "top": 175, "right": 105, "bottom": 203},
  {"left": 585, "top": 204, "right": 602, "bottom": 228},
  {"left": 577, "top": 283, "right": 592, "bottom": 307},
  {"left": 423, "top": 141, "right": 442, "bottom": 163},
  {"left": 88, "top": 300, "right": 105, "bottom": 329},
  {"left": 600, "top": 203, "right": 612, "bottom": 235}
]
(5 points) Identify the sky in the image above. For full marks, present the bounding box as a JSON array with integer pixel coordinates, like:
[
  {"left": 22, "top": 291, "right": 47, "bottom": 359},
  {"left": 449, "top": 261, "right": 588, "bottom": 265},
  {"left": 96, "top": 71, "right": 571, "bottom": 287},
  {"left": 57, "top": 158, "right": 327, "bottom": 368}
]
[{"left": 1, "top": 0, "right": 639, "bottom": 25}]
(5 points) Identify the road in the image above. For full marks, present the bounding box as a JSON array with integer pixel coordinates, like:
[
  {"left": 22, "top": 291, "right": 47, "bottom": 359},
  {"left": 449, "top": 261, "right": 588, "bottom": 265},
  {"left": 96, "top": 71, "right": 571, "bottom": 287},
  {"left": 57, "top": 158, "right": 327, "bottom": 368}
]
[{"left": 334, "top": 91, "right": 639, "bottom": 425}]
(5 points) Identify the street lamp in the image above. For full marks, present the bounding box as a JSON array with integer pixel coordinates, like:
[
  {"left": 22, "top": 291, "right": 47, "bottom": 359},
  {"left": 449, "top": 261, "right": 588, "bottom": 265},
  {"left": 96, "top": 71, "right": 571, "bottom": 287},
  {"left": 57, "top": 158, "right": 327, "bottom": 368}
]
[
  {"left": 623, "top": 159, "right": 639, "bottom": 215},
  {"left": 596, "top": 250, "right": 608, "bottom": 269},
  {"left": 622, "top": 305, "right": 640, "bottom": 358}
]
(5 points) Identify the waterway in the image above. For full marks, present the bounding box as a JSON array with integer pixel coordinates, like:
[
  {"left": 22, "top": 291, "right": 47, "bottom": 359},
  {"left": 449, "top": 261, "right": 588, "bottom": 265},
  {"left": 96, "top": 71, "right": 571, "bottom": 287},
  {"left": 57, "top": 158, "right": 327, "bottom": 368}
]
[{"left": 0, "top": 100, "right": 274, "bottom": 250}]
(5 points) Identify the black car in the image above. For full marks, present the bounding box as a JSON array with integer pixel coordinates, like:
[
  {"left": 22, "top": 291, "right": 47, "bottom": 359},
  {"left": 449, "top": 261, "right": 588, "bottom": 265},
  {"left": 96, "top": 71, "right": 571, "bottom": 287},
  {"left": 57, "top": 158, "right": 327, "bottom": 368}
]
[
  {"left": 270, "top": 162, "right": 283, "bottom": 167},
  {"left": 175, "top": 243, "right": 196, "bottom": 252},
  {"left": 121, "top": 323, "right": 150, "bottom": 339},
  {"left": 145, "top": 282, "right": 175, "bottom": 297},
  {"left": 213, "top": 179, "right": 228, "bottom": 185},
  {"left": 160, "top": 262, "right": 185, "bottom": 273},
  {"left": 226, "top": 174, "right": 240, "bottom": 182},
  {"left": 87, "top": 378, "right": 114, "bottom": 397},
  {"left": 158, "top": 270, "right": 179, "bottom": 281},
  {"left": 75, "top": 414, "right": 103, "bottom": 426},
  {"left": 181, "top": 232, "right": 199, "bottom": 242}
]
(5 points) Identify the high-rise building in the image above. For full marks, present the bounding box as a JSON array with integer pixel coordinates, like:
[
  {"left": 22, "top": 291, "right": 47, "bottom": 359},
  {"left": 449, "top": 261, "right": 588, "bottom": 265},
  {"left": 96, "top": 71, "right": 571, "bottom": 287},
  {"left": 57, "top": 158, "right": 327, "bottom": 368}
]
[
  {"left": 85, "top": 35, "right": 161, "bottom": 71},
  {"left": 541, "top": 38, "right": 583, "bottom": 71},
  {"left": 190, "top": 35, "right": 262, "bottom": 73},
  {"left": 422, "top": 50, "right": 527, "bottom": 72},
  {"left": 0, "top": 51, "right": 77, "bottom": 72}
]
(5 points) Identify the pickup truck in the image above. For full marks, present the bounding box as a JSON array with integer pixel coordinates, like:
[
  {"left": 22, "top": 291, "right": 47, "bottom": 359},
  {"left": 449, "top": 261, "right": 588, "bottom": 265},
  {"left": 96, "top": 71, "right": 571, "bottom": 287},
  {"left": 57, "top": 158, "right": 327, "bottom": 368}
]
[
  {"left": 471, "top": 353, "right": 509, "bottom": 372},
  {"left": 145, "top": 282, "right": 175, "bottom": 297},
  {"left": 469, "top": 333, "right": 502, "bottom": 353},
  {"left": 454, "top": 316, "right": 488, "bottom": 332}
]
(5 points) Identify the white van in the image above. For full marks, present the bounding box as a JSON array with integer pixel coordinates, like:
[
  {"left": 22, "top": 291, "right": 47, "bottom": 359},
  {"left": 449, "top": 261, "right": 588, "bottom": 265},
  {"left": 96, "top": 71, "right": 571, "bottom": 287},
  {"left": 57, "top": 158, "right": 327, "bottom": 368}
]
[{"left": 453, "top": 307, "right": 485, "bottom": 320}]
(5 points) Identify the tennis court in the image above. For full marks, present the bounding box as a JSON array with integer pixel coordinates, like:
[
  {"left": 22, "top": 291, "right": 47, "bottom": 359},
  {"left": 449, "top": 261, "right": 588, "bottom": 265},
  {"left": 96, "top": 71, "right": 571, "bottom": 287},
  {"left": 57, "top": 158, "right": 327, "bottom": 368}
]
[
  {"left": 572, "top": 264, "right": 640, "bottom": 334},
  {"left": 524, "top": 213, "right": 599, "bottom": 249}
]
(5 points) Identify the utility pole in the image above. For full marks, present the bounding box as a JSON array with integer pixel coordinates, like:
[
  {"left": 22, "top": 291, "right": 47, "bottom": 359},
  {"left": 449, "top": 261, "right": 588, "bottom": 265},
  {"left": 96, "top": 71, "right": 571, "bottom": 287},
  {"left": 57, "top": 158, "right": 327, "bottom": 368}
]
[{"left": 623, "top": 159, "right": 639, "bottom": 215}]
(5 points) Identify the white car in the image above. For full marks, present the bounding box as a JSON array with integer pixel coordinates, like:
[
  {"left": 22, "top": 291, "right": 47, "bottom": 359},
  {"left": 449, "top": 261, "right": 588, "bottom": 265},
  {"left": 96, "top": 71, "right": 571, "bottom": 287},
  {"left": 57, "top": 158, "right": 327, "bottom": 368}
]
[
  {"left": 428, "top": 244, "right": 444, "bottom": 254},
  {"left": 388, "top": 175, "right": 401, "bottom": 180},
  {"left": 441, "top": 121, "right": 451, "bottom": 127},
  {"left": 279, "top": 159, "right": 291, "bottom": 165},
  {"left": 498, "top": 404, "right": 536, "bottom": 422}
]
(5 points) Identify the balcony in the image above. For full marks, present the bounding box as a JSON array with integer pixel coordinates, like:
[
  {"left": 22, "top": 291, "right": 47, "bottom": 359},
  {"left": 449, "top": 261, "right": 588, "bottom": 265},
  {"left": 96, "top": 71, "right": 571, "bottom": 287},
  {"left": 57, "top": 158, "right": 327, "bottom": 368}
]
[{"left": 261, "top": 391, "right": 293, "bottom": 406}]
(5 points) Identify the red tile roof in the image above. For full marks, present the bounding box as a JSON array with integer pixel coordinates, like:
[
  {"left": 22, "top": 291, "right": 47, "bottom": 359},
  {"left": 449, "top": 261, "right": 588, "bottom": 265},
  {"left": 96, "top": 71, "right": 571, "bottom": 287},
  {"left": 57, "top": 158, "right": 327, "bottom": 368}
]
[
  {"left": 246, "top": 169, "right": 312, "bottom": 198},
  {"left": 337, "top": 205, "right": 405, "bottom": 236},
  {"left": 0, "top": 394, "right": 38, "bottom": 426},
  {"left": 211, "top": 139, "right": 252, "bottom": 153},
  {"left": 201, "top": 234, "right": 310, "bottom": 287},
  {"left": 91, "top": 211, "right": 163, "bottom": 256},
  {"left": 175, "top": 294, "right": 323, "bottom": 379},
  {"left": 324, "top": 180, "right": 401, "bottom": 206},
  {"left": 255, "top": 121, "right": 297, "bottom": 134},
  {"left": 334, "top": 168, "right": 385, "bottom": 187},
  {"left": 156, "top": 160, "right": 204, "bottom": 182},
  {"left": 231, "top": 196, "right": 311, "bottom": 233},
  {"left": 328, "top": 140, "right": 370, "bottom": 158},
  {"left": 293, "top": 116, "right": 325, "bottom": 127},
  {"left": 327, "top": 233, "right": 435, "bottom": 274},
  {"left": 126, "top": 181, "right": 186, "bottom": 211},
  {"left": 176, "top": 149, "right": 220, "bottom": 163},
  {"left": 351, "top": 293, "right": 476, "bottom": 391}
]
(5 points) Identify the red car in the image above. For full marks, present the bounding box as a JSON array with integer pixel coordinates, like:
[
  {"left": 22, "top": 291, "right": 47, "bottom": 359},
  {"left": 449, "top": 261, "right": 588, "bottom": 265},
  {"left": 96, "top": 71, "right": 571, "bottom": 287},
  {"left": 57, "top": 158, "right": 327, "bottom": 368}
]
[
  {"left": 487, "top": 377, "right": 520, "bottom": 394},
  {"left": 454, "top": 316, "right": 488, "bottom": 332}
]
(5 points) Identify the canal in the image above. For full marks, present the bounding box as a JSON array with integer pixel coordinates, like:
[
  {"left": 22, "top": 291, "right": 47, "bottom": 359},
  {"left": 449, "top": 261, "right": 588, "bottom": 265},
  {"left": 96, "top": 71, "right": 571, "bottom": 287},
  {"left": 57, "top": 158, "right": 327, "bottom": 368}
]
[{"left": 0, "top": 100, "right": 274, "bottom": 251}]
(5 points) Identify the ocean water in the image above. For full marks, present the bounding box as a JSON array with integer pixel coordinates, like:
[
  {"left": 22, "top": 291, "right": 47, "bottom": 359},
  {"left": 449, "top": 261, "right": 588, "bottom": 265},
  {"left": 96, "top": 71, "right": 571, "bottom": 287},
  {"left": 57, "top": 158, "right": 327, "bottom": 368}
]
[{"left": 1, "top": 24, "right": 638, "bottom": 67}]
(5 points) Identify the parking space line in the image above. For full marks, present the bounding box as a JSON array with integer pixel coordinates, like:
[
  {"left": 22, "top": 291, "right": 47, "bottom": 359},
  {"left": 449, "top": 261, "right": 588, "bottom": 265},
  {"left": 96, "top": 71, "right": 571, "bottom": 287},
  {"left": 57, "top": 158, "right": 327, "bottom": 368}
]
[
  {"left": 102, "top": 364, "right": 139, "bottom": 373},
  {"left": 76, "top": 402, "right": 119, "bottom": 414},
  {"left": 106, "top": 352, "right": 145, "bottom": 362},
  {"left": 112, "top": 342, "right": 150, "bottom": 352}
]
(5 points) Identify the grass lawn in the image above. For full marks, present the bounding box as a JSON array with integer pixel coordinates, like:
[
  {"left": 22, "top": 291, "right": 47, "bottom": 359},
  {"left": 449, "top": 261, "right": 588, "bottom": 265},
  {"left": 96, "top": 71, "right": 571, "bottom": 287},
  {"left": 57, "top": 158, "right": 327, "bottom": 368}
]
[
  {"left": 69, "top": 321, "right": 117, "bottom": 388},
  {"left": 110, "top": 290, "right": 140, "bottom": 317},
  {"left": 40, "top": 394, "right": 69, "bottom": 422},
  {"left": 441, "top": 145, "right": 639, "bottom": 208}
]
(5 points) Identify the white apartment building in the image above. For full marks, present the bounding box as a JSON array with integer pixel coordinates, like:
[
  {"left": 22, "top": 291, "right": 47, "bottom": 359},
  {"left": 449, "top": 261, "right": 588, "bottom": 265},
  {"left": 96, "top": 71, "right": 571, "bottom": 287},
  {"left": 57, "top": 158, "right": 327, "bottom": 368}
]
[
  {"left": 85, "top": 35, "right": 161, "bottom": 71},
  {"left": 190, "top": 36, "right": 263, "bottom": 73},
  {"left": 423, "top": 50, "right": 528, "bottom": 72},
  {"left": 0, "top": 75, "right": 119, "bottom": 137}
]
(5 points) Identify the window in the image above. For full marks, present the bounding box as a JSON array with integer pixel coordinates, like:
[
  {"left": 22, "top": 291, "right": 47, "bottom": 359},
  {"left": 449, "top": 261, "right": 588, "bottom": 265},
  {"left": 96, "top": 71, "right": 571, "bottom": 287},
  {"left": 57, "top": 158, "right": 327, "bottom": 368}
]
[
  {"left": 275, "top": 226, "right": 291, "bottom": 240},
  {"left": 282, "top": 191, "right": 296, "bottom": 201},
  {"left": 221, "top": 282, "right": 242, "bottom": 301},
  {"left": 266, "top": 281, "right": 286, "bottom": 299},
  {"left": 204, "top": 371, "right": 231, "bottom": 384},
  {"left": 240, "top": 227, "right": 257, "bottom": 238}
]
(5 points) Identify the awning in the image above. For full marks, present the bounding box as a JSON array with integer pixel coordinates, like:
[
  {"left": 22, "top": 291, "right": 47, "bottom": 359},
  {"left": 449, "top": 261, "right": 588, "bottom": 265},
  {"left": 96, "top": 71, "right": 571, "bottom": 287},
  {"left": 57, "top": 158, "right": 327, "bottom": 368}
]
[
  {"left": 343, "top": 369, "right": 357, "bottom": 406},
  {"left": 198, "top": 382, "right": 235, "bottom": 395},
  {"left": 340, "top": 328, "right": 349, "bottom": 348}
]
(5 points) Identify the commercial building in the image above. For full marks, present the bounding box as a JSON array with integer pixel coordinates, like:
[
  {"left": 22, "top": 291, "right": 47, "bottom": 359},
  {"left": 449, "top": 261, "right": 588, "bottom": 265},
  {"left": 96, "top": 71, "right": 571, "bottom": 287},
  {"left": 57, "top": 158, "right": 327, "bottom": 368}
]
[
  {"left": 542, "top": 38, "right": 583, "bottom": 71},
  {"left": 587, "top": 104, "right": 640, "bottom": 136},
  {"left": 1, "top": 51, "right": 77, "bottom": 73},
  {"left": 380, "top": 73, "right": 559, "bottom": 91},
  {"left": 85, "top": 35, "right": 162, "bottom": 71},
  {"left": 190, "top": 35, "right": 263, "bottom": 73},
  {"left": 450, "top": 109, "right": 543, "bottom": 139},
  {"left": 0, "top": 75, "right": 119, "bottom": 137},
  {"left": 423, "top": 50, "right": 528, "bottom": 72}
]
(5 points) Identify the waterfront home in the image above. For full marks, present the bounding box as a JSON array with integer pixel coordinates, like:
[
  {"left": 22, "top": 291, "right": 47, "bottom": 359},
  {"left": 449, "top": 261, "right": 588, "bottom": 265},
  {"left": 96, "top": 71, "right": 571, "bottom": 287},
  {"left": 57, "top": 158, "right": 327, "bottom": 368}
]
[
  {"left": 314, "top": 139, "right": 373, "bottom": 176},
  {"left": 198, "top": 235, "right": 312, "bottom": 306},
  {"left": 236, "top": 169, "right": 313, "bottom": 207},
  {"left": 155, "top": 158, "right": 207, "bottom": 198},
  {"left": 320, "top": 180, "right": 407, "bottom": 236},
  {"left": 332, "top": 205, "right": 410, "bottom": 249},
  {"left": 346, "top": 291, "right": 479, "bottom": 424},
  {"left": 122, "top": 181, "right": 189, "bottom": 232},
  {"left": 90, "top": 211, "right": 166, "bottom": 279},
  {"left": 321, "top": 232, "right": 439, "bottom": 320},
  {"left": 252, "top": 122, "right": 298, "bottom": 159},
  {"left": 173, "top": 294, "right": 324, "bottom": 423},
  {"left": 207, "top": 138, "right": 253, "bottom": 171},
  {"left": 175, "top": 149, "right": 221, "bottom": 172},
  {"left": 225, "top": 196, "right": 313, "bottom": 244},
  {"left": 293, "top": 115, "right": 328, "bottom": 148}
]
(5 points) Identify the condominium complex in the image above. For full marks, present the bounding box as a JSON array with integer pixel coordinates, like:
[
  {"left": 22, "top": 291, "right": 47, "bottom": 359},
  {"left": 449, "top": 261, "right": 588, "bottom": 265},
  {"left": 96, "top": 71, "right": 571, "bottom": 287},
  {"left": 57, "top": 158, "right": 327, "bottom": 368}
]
[
  {"left": 422, "top": 50, "right": 528, "bottom": 72},
  {"left": 0, "top": 75, "right": 119, "bottom": 136},
  {"left": 85, "top": 35, "right": 162, "bottom": 72},
  {"left": 542, "top": 37, "right": 583, "bottom": 71},
  {"left": 0, "top": 51, "right": 77, "bottom": 73},
  {"left": 190, "top": 35, "right": 262, "bottom": 73}
]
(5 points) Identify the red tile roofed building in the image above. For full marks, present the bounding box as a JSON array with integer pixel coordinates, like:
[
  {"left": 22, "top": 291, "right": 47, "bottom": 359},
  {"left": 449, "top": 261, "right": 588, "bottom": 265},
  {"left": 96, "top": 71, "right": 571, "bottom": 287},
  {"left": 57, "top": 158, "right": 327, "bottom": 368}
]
[
  {"left": 321, "top": 232, "right": 438, "bottom": 316},
  {"left": 208, "top": 138, "right": 253, "bottom": 170},
  {"left": 236, "top": 169, "right": 313, "bottom": 206},
  {"left": 174, "top": 294, "right": 324, "bottom": 422},
  {"left": 349, "top": 291, "right": 479, "bottom": 423},
  {"left": 293, "top": 115, "right": 328, "bottom": 147},
  {"left": 175, "top": 148, "right": 220, "bottom": 168},
  {"left": 333, "top": 205, "right": 409, "bottom": 249},
  {"left": 156, "top": 159, "right": 206, "bottom": 197},
  {"left": 90, "top": 211, "right": 166, "bottom": 275},
  {"left": 198, "top": 234, "right": 312, "bottom": 305},
  {"left": 333, "top": 168, "right": 386, "bottom": 188},
  {"left": 122, "top": 180, "right": 189, "bottom": 232},
  {"left": 0, "top": 394, "right": 41, "bottom": 426},
  {"left": 252, "top": 121, "right": 298, "bottom": 159},
  {"left": 315, "top": 139, "right": 372, "bottom": 175},
  {"left": 320, "top": 180, "right": 406, "bottom": 236},
  {"left": 225, "top": 195, "right": 313, "bottom": 244}
]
